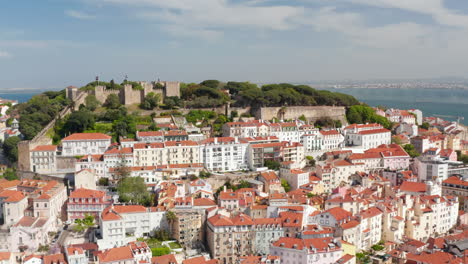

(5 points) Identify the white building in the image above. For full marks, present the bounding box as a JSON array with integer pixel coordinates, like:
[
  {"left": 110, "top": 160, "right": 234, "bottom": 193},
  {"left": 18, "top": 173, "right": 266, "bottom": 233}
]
[
  {"left": 62, "top": 133, "right": 111, "bottom": 156},
  {"left": 97, "top": 205, "right": 167, "bottom": 249},
  {"left": 270, "top": 237, "right": 343, "bottom": 264},
  {"left": 346, "top": 128, "right": 391, "bottom": 149},
  {"left": 320, "top": 130, "right": 344, "bottom": 150},
  {"left": 30, "top": 145, "right": 57, "bottom": 173},
  {"left": 414, "top": 156, "right": 449, "bottom": 182},
  {"left": 200, "top": 137, "right": 249, "bottom": 172}
]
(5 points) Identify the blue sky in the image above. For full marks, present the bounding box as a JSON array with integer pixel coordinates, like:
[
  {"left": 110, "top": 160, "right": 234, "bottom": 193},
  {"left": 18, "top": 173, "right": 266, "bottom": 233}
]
[{"left": 1, "top": 0, "right": 468, "bottom": 90}]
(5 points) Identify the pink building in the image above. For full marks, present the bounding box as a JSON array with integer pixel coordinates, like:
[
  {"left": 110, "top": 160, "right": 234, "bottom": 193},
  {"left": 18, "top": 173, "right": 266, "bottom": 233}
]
[{"left": 67, "top": 188, "right": 112, "bottom": 221}]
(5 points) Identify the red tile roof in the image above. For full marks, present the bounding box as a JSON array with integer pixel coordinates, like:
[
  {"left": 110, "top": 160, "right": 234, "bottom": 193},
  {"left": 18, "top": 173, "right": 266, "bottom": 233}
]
[
  {"left": 325, "top": 207, "right": 352, "bottom": 221},
  {"left": 194, "top": 198, "right": 216, "bottom": 207},
  {"left": 357, "top": 128, "right": 390, "bottom": 135},
  {"left": 97, "top": 246, "right": 134, "bottom": 263},
  {"left": 272, "top": 237, "right": 339, "bottom": 252},
  {"left": 400, "top": 181, "right": 426, "bottom": 193},
  {"left": 0, "top": 190, "right": 25, "bottom": 202},
  {"left": 320, "top": 130, "right": 340, "bottom": 136},
  {"left": 207, "top": 213, "right": 254, "bottom": 227},
  {"left": 137, "top": 131, "right": 164, "bottom": 137},
  {"left": 69, "top": 188, "right": 106, "bottom": 199},
  {"left": 43, "top": 253, "right": 67, "bottom": 264},
  {"left": 359, "top": 207, "right": 383, "bottom": 219},
  {"left": 32, "top": 145, "right": 57, "bottom": 152},
  {"left": 151, "top": 254, "right": 178, "bottom": 264},
  {"left": 63, "top": 133, "right": 111, "bottom": 141}
]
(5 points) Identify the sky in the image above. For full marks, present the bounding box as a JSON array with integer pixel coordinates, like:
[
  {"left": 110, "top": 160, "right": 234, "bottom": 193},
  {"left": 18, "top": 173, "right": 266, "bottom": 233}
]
[{"left": 1, "top": 0, "right": 468, "bottom": 90}]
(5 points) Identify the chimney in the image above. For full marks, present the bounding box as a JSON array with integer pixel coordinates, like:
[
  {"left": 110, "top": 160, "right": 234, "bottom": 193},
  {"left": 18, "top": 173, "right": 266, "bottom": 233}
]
[
  {"left": 223, "top": 185, "right": 227, "bottom": 192},
  {"left": 214, "top": 138, "right": 218, "bottom": 144}
]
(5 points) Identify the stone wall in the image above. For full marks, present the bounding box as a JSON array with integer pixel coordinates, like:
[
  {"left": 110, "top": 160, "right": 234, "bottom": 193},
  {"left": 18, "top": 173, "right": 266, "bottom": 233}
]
[
  {"left": 56, "top": 157, "right": 76, "bottom": 171},
  {"left": 254, "top": 106, "right": 347, "bottom": 124},
  {"left": 92, "top": 86, "right": 120, "bottom": 104},
  {"left": 17, "top": 91, "right": 86, "bottom": 172}
]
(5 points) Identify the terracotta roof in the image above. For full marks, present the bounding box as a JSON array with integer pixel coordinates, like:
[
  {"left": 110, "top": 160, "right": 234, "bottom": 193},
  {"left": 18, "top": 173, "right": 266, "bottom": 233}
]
[
  {"left": 357, "top": 128, "right": 390, "bottom": 135},
  {"left": 324, "top": 207, "right": 352, "bottom": 221},
  {"left": 406, "top": 251, "right": 463, "bottom": 264},
  {"left": 0, "top": 189, "right": 25, "bottom": 202},
  {"left": 272, "top": 237, "right": 339, "bottom": 252},
  {"left": 104, "top": 147, "right": 133, "bottom": 155},
  {"left": 194, "top": 198, "right": 216, "bottom": 207},
  {"left": 137, "top": 131, "right": 164, "bottom": 137},
  {"left": 400, "top": 181, "right": 426, "bottom": 193},
  {"left": 69, "top": 188, "right": 105, "bottom": 199},
  {"left": 320, "top": 130, "right": 340, "bottom": 136},
  {"left": 0, "top": 252, "right": 10, "bottom": 261},
  {"left": 359, "top": 207, "right": 383, "bottom": 219},
  {"left": 63, "top": 133, "right": 111, "bottom": 141},
  {"left": 32, "top": 145, "right": 57, "bottom": 151},
  {"left": 182, "top": 256, "right": 218, "bottom": 264},
  {"left": 66, "top": 247, "right": 84, "bottom": 255},
  {"left": 97, "top": 246, "right": 134, "bottom": 263},
  {"left": 208, "top": 213, "right": 254, "bottom": 227},
  {"left": 43, "top": 253, "right": 67, "bottom": 264},
  {"left": 340, "top": 220, "right": 360, "bottom": 229},
  {"left": 259, "top": 171, "right": 278, "bottom": 181},
  {"left": 101, "top": 205, "right": 147, "bottom": 221},
  {"left": 443, "top": 176, "right": 468, "bottom": 187},
  {"left": 151, "top": 254, "right": 178, "bottom": 264}
]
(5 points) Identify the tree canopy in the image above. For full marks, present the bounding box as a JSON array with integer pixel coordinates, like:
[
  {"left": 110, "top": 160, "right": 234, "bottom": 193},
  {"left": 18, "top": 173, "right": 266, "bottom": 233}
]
[
  {"left": 103, "top": 94, "right": 121, "bottom": 109},
  {"left": 16, "top": 91, "right": 71, "bottom": 140},
  {"left": 346, "top": 105, "right": 391, "bottom": 129},
  {"left": 117, "top": 177, "right": 152, "bottom": 206},
  {"left": 3, "top": 136, "right": 21, "bottom": 163}
]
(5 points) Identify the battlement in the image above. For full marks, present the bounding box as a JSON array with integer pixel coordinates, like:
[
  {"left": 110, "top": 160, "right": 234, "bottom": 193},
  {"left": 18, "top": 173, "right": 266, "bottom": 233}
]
[{"left": 69, "top": 81, "right": 180, "bottom": 106}]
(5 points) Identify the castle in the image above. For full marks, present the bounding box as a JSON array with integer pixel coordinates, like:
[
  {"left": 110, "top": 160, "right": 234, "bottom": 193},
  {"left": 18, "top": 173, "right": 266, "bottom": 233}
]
[{"left": 66, "top": 81, "right": 180, "bottom": 107}]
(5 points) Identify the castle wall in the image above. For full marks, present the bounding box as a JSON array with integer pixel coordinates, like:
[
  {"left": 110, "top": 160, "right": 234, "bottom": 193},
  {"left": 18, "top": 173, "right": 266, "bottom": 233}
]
[
  {"left": 254, "top": 106, "right": 347, "bottom": 124},
  {"left": 159, "top": 81, "right": 181, "bottom": 97},
  {"left": 92, "top": 86, "right": 120, "bottom": 104},
  {"left": 123, "top": 84, "right": 143, "bottom": 105}
]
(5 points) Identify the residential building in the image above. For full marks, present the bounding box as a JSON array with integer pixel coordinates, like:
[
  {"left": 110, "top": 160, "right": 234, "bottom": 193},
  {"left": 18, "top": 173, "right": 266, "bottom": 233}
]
[
  {"left": 270, "top": 237, "right": 343, "bottom": 264},
  {"left": 200, "top": 137, "right": 249, "bottom": 172},
  {"left": 320, "top": 130, "right": 344, "bottom": 150},
  {"left": 30, "top": 145, "right": 57, "bottom": 173},
  {"left": 97, "top": 205, "right": 167, "bottom": 249},
  {"left": 414, "top": 156, "right": 449, "bottom": 182},
  {"left": 67, "top": 188, "right": 112, "bottom": 221},
  {"left": 252, "top": 218, "right": 284, "bottom": 255},
  {"left": 206, "top": 213, "right": 254, "bottom": 264},
  {"left": 62, "top": 133, "right": 112, "bottom": 156},
  {"left": 346, "top": 128, "right": 391, "bottom": 149}
]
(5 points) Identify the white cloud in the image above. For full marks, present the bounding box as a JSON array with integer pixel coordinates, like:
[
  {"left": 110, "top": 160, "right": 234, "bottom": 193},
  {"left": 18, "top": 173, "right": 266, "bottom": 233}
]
[
  {"left": 65, "top": 10, "right": 96, "bottom": 20},
  {"left": 94, "top": 0, "right": 304, "bottom": 39},
  {"left": 0, "top": 51, "right": 12, "bottom": 58},
  {"left": 348, "top": 0, "right": 468, "bottom": 28}
]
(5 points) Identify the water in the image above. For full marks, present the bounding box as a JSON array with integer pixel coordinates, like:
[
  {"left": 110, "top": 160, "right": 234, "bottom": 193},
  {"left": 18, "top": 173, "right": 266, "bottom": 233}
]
[
  {"left": 319, "top": 88, "right": 468, "bottom": 124},
  {"left": 0, "top": 93, "right": 41, "bottom": 103}
]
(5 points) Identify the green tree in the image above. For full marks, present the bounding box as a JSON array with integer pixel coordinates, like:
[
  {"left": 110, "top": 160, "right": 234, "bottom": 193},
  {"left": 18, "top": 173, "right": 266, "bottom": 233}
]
[
  {"left": 306, "top": 156, "right": 316, "bottom": 167},
  {"left": 117, "top": 177, "right": 151, "bottom": 205},
  {"left": 113, "top": 155, "right": 131, "bottom": 182},
  {"left": 420, "top": 122, "right": 430, "bottom": 130},
  {"left": 200, "top": 80, "right": 221, "bottom": 89},
  {"left": 2, "top": 168, "right": 18, "bottom": 180},
  {"left": 281, "top": 179, "right": 291, "bottom": 192},
  {"left": 85, "top": 95, "right": 101, "bottom": 111},
  {"left": 73, "top": 214, "right": 95, "bottom": 233},
  {"left": 264, "top": 160, "right": 280, "bottom": 170},
  {"left": 403, "top": 144, "right": 420, "bottom": 158},
  {"left": 103, "top": 94, "right": 121, "bottom": 109},
  {"left": 141, "top": 92, "right": 161, "bottom": 110},
  {"left": 151, "top": 247, "right": 171, "bottom": 257},
  {"left": 62, "top": 109, "right": 95, "bottom": 135},
  {"left": 3, "top": 136, "right": 21, "bottom": 163}
]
